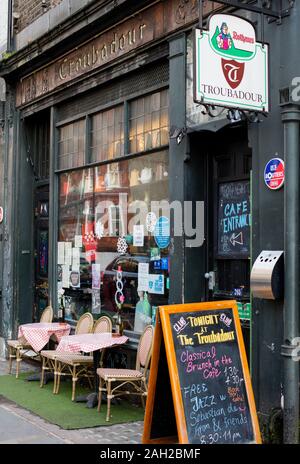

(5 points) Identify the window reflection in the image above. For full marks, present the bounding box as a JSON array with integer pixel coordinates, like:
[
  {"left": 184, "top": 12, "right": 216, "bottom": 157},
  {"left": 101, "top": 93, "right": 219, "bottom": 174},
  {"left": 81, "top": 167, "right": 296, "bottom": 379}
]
[
  {"left": 58, "top": 120, "right": 85, "bottom": 169},
  {"left": 129, "top": 90, "right": 169, "bottom": 153},
  {"left": 58, "top": 151, "right": 169, "bottom": 331},
  {"left": 90, "top": 106, "right": 124, "bottom": 162}
]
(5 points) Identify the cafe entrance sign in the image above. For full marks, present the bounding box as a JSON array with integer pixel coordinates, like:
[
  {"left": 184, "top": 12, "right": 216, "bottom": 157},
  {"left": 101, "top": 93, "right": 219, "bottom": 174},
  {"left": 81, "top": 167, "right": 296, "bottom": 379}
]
[{"left": 194, "top": 14, "right": 269, "bottom": 113}]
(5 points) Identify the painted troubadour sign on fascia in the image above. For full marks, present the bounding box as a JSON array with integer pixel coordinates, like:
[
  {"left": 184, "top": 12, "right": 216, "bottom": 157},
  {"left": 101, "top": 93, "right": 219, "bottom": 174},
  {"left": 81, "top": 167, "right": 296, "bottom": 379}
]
[{"left": 194, "top": 14, "right": 269, "bottom": 113}]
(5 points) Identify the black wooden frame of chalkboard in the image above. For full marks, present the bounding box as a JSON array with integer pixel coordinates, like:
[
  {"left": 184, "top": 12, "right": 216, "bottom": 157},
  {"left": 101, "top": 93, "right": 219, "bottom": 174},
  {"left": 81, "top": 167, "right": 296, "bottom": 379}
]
[
  {"left": 142, "top": 312, "right": 179, "bottom": 444},
  {"left": 214, "top": 177, "right": 251, "bottom": 260},
  {"left": 144, "top": 301, "right": 262, "bottom": 444}
]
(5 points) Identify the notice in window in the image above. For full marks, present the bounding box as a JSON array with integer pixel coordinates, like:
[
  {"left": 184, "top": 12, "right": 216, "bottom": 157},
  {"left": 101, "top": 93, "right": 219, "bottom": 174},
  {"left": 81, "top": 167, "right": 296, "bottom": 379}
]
[
  {"left": 75, "top": 235, "right": 83, "bottom": 248},
  {"left": 62, "top": 264, "right": 70, "bottom": 288},
  {"left": 138, "top": 262, "right": 149, "bottom": 292},
  {"left": 57, "top": 242, "right": 65, "bottom": 265},
  {"left": 92, "top": 264, "right": 101, "bottom": 290},
  {"left": 133, "top": 224, "right": 144, "bottom": 247},
  {"left": 65, "top": 242, "right": 72, "bottom": 266},
  {"left": 148, "top": 274, "right": 164, "bottom": 295}
]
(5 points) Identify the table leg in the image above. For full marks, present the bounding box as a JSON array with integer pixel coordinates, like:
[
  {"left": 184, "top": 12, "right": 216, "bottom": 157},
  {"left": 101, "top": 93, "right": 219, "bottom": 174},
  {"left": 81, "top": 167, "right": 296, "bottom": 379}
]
[
  {"left": 75, "top": 349, "right": 119, "bottom": 408},
  {"left": 75, "top": 350, "right": 106, "bottom": 407},
  {"left": 86, "top": 349, "right": 102, "bottom": 409}
]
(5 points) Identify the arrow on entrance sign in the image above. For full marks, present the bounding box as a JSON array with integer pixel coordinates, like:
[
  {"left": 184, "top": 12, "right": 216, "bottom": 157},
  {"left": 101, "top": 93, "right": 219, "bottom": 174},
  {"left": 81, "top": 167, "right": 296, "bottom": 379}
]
[{"left": 230, "top": 232, "right": 243, "bottom": 246}]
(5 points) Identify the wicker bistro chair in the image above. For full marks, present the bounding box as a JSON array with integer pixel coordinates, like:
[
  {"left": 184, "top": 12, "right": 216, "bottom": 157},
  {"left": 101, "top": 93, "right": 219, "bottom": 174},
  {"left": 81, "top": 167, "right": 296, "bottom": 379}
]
[
  {"left": 97, "top": 325, "right": 154, "bottom": 422},
  {"left": 7, "top": 305, "right": 54, "bottom": 378},
  {"left": 40, "top": 312, "right": 94, "bottom": 391},
  {"left": 53, "top": 315, "right": 113, "bottom": 401}
]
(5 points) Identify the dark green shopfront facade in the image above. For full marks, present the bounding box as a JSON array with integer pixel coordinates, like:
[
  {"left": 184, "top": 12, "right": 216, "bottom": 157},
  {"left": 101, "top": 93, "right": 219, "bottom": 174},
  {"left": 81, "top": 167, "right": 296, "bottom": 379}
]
[{"left": 0, "top": 0, "right": 299, "bottom": 443}]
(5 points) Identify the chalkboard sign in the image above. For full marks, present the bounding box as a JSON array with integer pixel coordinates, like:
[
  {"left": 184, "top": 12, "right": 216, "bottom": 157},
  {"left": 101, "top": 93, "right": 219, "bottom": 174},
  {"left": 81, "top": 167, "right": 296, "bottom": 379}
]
[
  {"left": 143, "top": 301, "right": 261, "bottom": 444},
  {"left": 218, "top": 181, "right": 250, "bottom": 258}
]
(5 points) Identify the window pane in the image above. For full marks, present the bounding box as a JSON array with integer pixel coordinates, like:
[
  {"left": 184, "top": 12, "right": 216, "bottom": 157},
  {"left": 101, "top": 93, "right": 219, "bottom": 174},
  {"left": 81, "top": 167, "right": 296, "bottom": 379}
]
[
  {"left": 129, "top": 90, "right": 169, "bottom": 153},
  {"left": 90, "top": 106, "right": 124, "bottom": 162},
  {"left": 58, "top": 120, "right": 85, "bottom": 169}
]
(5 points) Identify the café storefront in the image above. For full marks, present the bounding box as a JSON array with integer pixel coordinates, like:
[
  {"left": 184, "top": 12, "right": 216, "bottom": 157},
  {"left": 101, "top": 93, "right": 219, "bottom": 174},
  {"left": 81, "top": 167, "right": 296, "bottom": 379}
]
[
  {"left": 4, "top": 1, "right": 251, "bottom": 362},
  {"left": 10, "top": 0, "right": 211, "bottom": 358},
  {"left": 0, "top": 0, "right": 293, "bottom": 435}
]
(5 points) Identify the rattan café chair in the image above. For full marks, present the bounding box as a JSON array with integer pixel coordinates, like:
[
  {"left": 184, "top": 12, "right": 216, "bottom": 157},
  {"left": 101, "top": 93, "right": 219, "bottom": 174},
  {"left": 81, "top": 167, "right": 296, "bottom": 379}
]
[
  {"left": 40, "top": 312, "right": 94, "bottom": 391},
  {"left": 54, "top": 315, "right": 113, "bottom": 401},
  {"left": 7, "top": 305, "right": 54, "bottom": 379},
  {"left": 97, "top": 324, "right": 154, "bottom": 422}
]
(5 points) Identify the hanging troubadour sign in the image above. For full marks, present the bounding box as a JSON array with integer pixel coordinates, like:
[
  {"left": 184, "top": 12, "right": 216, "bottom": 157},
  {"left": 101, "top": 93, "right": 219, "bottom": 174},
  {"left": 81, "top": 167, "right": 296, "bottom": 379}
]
[{"left": 194, "top": 14, "right": 269, "bottom": 113}]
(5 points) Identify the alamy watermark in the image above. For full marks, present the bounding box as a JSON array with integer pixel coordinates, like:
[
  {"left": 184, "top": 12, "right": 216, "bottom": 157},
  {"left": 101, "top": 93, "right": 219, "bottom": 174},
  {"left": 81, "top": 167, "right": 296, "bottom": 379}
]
[
  {"left": 93, "top": 193, "right": 205, "bottom": 248},
  {"left": 290, "top": 77, "right": 300, "bottom": 102}
]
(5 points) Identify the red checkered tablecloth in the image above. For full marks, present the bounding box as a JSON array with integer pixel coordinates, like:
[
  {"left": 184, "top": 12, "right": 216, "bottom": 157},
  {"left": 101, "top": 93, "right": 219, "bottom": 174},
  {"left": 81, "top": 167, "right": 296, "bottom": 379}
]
[
  {"left": 56, "top": 333, "right": 128, "bottom": 353},
  {"left": 18, "top": 323, "right": 71, "bottom": 352}
]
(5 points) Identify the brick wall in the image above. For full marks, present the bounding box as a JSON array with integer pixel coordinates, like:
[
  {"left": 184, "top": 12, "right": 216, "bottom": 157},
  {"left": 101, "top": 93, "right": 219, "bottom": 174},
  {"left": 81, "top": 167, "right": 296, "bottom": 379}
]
[{"left": 13, "top": 0, "right": 64, "bottom": 32}]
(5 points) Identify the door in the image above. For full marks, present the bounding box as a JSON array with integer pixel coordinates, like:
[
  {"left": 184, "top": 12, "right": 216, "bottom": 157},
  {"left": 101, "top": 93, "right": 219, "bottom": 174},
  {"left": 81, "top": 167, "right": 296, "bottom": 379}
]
[
  {"left": 33, "top": 186, "right": 49, "bottom": 321},
  {"left": 206, "top": 126, "right": 252, "bottom": 356}
]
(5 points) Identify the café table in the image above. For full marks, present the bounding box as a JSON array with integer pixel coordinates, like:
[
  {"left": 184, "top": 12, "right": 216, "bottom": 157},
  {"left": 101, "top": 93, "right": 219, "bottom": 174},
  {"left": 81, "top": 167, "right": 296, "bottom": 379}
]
[
  {"left": 56, "top": 332, "right": 128, "bottom": 408},
  {"left": 18, "top": 322, "right": 71, "bottom": 352},
  {"left": 17, "top": 322, "right": 71, "bottom": 381}
]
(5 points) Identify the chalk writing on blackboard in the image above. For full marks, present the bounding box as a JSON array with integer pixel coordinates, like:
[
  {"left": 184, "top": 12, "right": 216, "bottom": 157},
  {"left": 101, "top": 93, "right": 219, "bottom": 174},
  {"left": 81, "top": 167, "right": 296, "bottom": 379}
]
[
  {"left": 169, "top": 309, "right": 254, "bottom": 444},
  {"left": 218, "top": 181, "right": 251, "bottom": 257}
]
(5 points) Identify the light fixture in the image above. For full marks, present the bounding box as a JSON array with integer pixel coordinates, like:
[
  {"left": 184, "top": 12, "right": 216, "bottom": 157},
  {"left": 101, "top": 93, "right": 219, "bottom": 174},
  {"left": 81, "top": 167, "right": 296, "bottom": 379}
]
[
  {"left": 227, "top": 109, "right": 243, "bottom": 123},
  {"left": 169, "top": 126, "right": 187, "bottom": 145}
]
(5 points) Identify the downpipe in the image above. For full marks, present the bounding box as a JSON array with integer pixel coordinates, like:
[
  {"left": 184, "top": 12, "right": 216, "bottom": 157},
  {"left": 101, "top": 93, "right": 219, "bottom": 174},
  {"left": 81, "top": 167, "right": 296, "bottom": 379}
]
[{"left": 281, "top": 103, "right": 300, "bottom": 444}]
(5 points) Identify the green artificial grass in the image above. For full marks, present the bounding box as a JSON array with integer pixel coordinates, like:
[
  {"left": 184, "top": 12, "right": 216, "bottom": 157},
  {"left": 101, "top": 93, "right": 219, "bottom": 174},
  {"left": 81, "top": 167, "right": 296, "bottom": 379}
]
[{"left": 0, "top": 372, "right": 144, "bottom": 429}]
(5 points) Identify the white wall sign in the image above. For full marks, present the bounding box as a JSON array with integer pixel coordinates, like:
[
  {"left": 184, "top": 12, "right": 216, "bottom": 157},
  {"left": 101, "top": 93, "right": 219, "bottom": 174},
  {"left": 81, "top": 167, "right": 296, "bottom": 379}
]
[{"left": 194, "top": 14, "right": 269, "bottom": 113}]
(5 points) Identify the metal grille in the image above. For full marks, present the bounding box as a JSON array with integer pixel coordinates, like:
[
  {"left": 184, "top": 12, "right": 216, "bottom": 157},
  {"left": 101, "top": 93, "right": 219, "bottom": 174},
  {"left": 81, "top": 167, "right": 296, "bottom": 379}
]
[
  {"left": 56, "top": 61, "right": 169, "bottom": 122},
  {"left": 24, "top": 112, "right": 50, "bottom": 181}
]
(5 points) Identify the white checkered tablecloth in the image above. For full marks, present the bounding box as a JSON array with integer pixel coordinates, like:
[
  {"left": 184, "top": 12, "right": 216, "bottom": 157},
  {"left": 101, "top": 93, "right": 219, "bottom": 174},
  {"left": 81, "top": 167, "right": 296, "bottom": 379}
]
[
  {"left": 56, "top": 333, "right": 128, "bottom": 353},
  {"left": 18, "top": 323, "right": 71, "bottom": 352}
]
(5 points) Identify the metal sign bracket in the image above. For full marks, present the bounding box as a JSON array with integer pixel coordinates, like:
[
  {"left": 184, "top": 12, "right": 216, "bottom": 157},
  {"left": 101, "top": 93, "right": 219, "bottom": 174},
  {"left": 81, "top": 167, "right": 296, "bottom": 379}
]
[{"left": 198, "top": 0, "right": 294, "bottom": 32}]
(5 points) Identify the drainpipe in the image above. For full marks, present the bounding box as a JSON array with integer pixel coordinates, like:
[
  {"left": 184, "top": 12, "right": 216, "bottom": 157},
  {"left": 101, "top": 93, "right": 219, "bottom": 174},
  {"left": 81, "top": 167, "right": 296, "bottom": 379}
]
[
  {"left": 7, "top": 0, "right": 13, "bottom": 53},
  {"left": 281, "top": 102, "right": 300, "bottom": 444}
]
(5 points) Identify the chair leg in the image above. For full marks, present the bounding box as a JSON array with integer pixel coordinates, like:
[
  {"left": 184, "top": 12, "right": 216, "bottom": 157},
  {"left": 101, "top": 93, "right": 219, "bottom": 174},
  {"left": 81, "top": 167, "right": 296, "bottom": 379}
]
[
  {"left": 106, "top": 380, "right": 112, "bottom": 422},
  {"left": 97, "top": 377, "right": 103, "bottom": 412},
  {"left": 16, "top": 349, "right": 21, "bottom": 379},
  {"left": 141, "top": 379, "right": 147, "bottom": 408},
  {"left": 71, "top": 366, "right": 77, "bottom": 401},
  {"left": 55, "top": 362, "right": 61, "bottom": 395},
  {"left": 8, "top": 347, "right": 14, "bottom": 374},
  {"left": 40, "top": 357, "right": 45, "bottom": 388},
  {"left": 53, "top": 360, "right": 57, "bottom": 394}
]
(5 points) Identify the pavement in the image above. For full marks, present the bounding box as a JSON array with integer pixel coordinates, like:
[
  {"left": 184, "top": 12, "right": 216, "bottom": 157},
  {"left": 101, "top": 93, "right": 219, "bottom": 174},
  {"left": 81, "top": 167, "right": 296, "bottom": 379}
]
[{"left": 0, "top": 358, "right": 143, "bottom": 444}]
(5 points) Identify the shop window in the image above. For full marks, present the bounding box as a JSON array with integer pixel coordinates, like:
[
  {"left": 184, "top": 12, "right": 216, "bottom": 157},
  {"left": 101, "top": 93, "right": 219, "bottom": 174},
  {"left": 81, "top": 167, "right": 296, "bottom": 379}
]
[
  {"left": 57, "top": 151, "right": 169, "bottom": 332},
  {"left": 90, "top": 106, "right": 124, "bottom": 162},
  {"left": 129, "top": 89, "right": 169, "bottom": 153},
  {"left": 58, "top": 120, "right": 85, "bottom": 169}
]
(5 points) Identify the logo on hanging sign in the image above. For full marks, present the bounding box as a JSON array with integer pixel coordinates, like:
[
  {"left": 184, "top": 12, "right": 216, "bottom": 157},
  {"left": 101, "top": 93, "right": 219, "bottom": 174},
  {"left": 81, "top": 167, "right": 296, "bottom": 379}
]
[
  {"left": 221, "top": 59, "right": 245, "bottom": 89},
  {"left": 264, "top": 158, "right": 285, "bottom": 190},
  {"left": 194, "top": 13, "right": 269, "bottom": 112},
  {"left": 209, "top": 15, "right": 256, "bottom": 61}
]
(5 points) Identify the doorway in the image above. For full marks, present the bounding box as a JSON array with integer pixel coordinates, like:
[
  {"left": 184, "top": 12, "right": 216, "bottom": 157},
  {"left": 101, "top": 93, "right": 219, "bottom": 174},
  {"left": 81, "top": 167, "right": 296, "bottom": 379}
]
[
  {"left": 191, "top": 124, "right": 252, "bottom": 359},
  {"left": 23, "top": 110, "right": 50, "bottom": 322},
  {"left": 33, "top": 186, "right": 49, "bottom": 320},
  {"left": 208, "top": 125, "right": 252, "bottom": 358}
]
